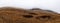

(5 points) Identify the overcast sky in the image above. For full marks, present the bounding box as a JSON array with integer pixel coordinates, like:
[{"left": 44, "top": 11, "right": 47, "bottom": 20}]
[{"left": 0, "top": 0, "right": 60, "bottom": 13}]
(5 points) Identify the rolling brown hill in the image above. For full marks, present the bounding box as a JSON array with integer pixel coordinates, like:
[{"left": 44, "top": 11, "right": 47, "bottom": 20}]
[{"left": 0, "top": 7, "right": 60, "bottom": 23}]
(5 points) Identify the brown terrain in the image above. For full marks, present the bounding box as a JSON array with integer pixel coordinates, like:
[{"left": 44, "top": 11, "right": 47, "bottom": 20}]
[{"left": 0, "top": 7, "right": 60, "bottom": 23}]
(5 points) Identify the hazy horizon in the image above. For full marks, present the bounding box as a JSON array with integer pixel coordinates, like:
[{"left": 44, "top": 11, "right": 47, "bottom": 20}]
[{"left": 0, "top": 0, "right": 60, "bottom": 13}]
